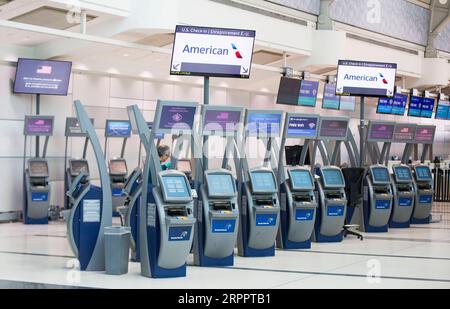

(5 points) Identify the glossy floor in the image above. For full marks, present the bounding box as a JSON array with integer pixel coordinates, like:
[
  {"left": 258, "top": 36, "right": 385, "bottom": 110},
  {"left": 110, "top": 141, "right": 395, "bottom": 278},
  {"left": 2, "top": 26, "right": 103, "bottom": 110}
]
[{"left": 0, "top": 205, "right": 450, "bottom": 289}]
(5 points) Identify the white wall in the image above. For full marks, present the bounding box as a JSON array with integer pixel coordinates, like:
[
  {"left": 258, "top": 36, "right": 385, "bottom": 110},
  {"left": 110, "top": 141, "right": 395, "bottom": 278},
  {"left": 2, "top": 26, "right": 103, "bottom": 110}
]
[{"left": 1, "top": 64, "right": 449, "bottom": 213}]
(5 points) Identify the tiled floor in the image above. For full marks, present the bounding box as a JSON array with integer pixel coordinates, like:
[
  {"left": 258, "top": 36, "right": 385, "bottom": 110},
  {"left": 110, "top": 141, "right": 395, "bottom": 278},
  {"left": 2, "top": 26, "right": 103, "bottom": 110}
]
[{"left": 0, "top": 204, "right": 449, "bottom": 289}]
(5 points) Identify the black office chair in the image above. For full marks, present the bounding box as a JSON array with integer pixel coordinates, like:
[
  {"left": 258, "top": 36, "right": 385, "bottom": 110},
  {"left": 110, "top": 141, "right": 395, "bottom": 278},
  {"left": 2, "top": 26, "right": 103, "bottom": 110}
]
[{"left": 342, "top": 167, "right": 366, "bottom": 241}]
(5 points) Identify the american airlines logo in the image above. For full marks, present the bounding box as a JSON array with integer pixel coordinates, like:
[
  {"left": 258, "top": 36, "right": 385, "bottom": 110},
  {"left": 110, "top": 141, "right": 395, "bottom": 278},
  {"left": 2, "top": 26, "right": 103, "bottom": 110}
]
[
  {"left": 182, "top": 43, "right": 243, "bottom": 59},
  {"left": 343, "top": 73, "right": 389, "bottom": 85}
]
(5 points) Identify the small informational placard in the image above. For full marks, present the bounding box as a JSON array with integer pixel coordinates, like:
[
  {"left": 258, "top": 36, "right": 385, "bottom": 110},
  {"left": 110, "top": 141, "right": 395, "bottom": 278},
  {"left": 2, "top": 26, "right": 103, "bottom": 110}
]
[
  {"left": 322, "top": 83, "right": 340, "bottom": 110},
  {"left": 157, "top": 104, "right": 197, "bottom": 133},
  {"left": 368, "top": 122, "right": 396, "bottom": 142},
  {"left": 211, "top": 220, "right": 236, "bottom": 233},
  {"left": 171, "top": 25, "right": 256, "bottom": 78},
  {"left": 24, "top": 116, "right": 54, "bottom": 136},
  {"left": 415, "top": 126, "right": 436, "bottom": 144},
  {"left": 436, "top": 99, "right": 450, "bottom": 120},
  {"left": 336, "top": 60, "right": 397, "bottom": 97},
  {"left": 318, "top": 117, "right": 349, "bottom": 141},
  {"left": 408, "top": 96, "right": 423, "bottom": 117},
  {"left": 105, "top": 120, "right": 132, "bottom": 138},
  {"left": 420, "top": 98, "right": 435, "bottom": 119},
  {"left": 393, "top": 124, "right": 416, "bottom": 143},
  {"left": 168, "top": 226, "right": 192, "bottom": 242},
  {"left": 202, "top": 108, "right": 242, "bottom": 135},
  {"left": 83, "top": 200, "right": 101, "bottom": 223},
  {"left": 286, "top": 115, "right": 319, "bottom": 139},
  {"left": 65, "top": 117, "right": 94, "bottom": 137},
  {"left": 377, "top": 93, "right": 408, "bottom": 116},
  {"left": 246, "top": 111, "right": 283, "bottom": 137}
]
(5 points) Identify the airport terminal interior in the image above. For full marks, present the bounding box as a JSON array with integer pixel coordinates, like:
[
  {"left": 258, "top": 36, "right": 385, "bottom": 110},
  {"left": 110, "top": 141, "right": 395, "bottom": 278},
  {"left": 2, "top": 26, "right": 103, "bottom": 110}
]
[{"left": 0, "top": 0, "right": 450, "bottom": 290}]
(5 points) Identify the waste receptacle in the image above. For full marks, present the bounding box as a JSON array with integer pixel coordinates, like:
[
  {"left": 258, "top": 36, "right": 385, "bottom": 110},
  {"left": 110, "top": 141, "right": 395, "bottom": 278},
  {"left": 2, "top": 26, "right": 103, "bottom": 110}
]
[{"left": 104, "top": 226, "right": 131, "bottom": 275}]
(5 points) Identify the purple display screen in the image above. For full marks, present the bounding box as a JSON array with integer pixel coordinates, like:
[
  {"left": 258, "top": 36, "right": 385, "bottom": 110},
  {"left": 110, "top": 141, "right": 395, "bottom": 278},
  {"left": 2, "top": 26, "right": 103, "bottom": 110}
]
[
  {"left": 319, "top": 119, "right": 349, "bottom": 139},
  {"left": 158, "top": 105, "right": 196, "bottom": 131},
  {"left": 204, "top": 110, "right": 242, "bottom": 133},
  {"left": 25, "top": 117, "right": 54, "bottom": 136},
  {"left": 14, "top": 59, "right": 72, "bottom": 95},
  {"left": 394, "top": 125, "right": 416, "bottom": 142},
  {"left": 369, "top": 123, "right": 395, "bottom": 141},
  {"left": 415, "top": 127, "right": 435, "bottom": 143}
]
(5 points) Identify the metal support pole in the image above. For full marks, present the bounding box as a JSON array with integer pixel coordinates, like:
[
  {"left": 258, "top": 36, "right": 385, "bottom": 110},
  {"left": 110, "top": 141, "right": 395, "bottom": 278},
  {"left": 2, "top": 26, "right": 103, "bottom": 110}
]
[
  {"left": 35, "top": 94, "right": 40, "bottom": 158},
  {"left": 360, "top": 96, "right": 365, "bottom": 168},
  {"left": 203, "top": 76, "right": 210, "bottom": 170}
]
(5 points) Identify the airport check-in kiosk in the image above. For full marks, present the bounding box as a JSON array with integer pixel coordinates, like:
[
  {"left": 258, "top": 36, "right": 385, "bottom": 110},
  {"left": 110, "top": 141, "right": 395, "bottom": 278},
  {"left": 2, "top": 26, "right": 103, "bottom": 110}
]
[
  {"left": 411, "top": 165, "right": 434, "bottom": 224},
  {"left": 194, "top": 105, "right": 243, "bottom": 266},
  {"left": 67, "top": 101, "right": 113, "bottom": 271},
  {"left": 390, "top": 165, "right": 415, "bottom": 228},
  {"left": 128, "top": 101, "right": 198, "bottom": 278},
  {"left": 314, "top": 166, "right": 348, "bottom": 242},
  {"left": 238, "top": 110, "right": 282, "bottom": 257},
  {"left": 277, "top": 114, "right": 320, "bottom": 249},
  {"left": 23, "top": 116, "right": 54, "bottom": 225},
  {"left": 104, "top": 120, "right": 132, "bottom": 215}
]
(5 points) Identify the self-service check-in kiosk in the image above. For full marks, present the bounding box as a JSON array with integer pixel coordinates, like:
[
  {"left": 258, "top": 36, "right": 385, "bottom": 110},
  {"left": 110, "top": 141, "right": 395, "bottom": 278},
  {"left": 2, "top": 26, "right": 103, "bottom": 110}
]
[
  {"left": 123, "top": 167, "right": 142, "bottom": 262},
  {"left": 314, "top": 166, "right": 347, "bottom": 242},
  {"left": 104, "top": 120, "right": 132, "bottom": 215},
  {"left": 67, "top": 101, "right": 112, "bottom": 271},
  {"left": 411, "top": 165, "right": 434, "bottom": 224},
  {"left": 237, "top": 110, "right": 282, "bottom": 257},
  {"left": 23, "top": 116, "right": 54, "bottom": 225},
  {"left": 194, "top": 105, "right": 243, "bottom": 266},
  {"left": 128, "top": 101, "right": 198, "bottom": 278},
  {"left": 390, "top": 165, "right": 415, "bottom": 228},
  {"left": 277, "top": 114, "right": 320, "bottom": 249}
]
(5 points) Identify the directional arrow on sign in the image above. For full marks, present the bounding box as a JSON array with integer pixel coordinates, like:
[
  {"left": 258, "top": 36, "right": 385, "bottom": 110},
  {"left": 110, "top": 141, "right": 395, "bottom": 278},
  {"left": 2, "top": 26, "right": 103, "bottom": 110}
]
[
  {"left": 173, "top": 64, "right": 180, "bottom": 70},
  {"left": 242, "top": 67, "right": 249, "bottom": 74}
]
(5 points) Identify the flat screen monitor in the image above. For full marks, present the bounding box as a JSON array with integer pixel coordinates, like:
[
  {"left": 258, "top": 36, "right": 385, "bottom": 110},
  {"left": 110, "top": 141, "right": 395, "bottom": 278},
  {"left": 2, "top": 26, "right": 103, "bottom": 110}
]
[
  {"left": 170, "top": 25, "right": 256, "bottom": 79},
  {"left": 336, "top": 60, "right": 397, "bottom": 97},
  {"left": 415, "top": 126, "right": 436, "bottom": 144},
  {"left": 285, "top": 145, "right": 311, "bottom": 166},
  {"left": 109, "top": 160, "right": 127, "bottom": 176},
  {"left": 420, "top": 98, "right": 435, "bottom": 119},
  {"left": 322, "top": 83, "right": 340, "bottom": 110},
  {"left": 436, "top": 99, "right": 450, "bottom": 120},
  {"left": 371, "top": 167, "right": 391, "bottom": 184},
  {"left": 206, "top": 173, "right": 236, "bottom": 197},
  {"left": 14, "top": 58, "right": 72, "bottom": 96},
  {"left": 202, "top": 107, "right": 242, "bottom": 135},
  {"left": 321, "top": 168, "right": 345, "bottom": 188},
  {"left": 285, "top": 115, "right": 319, "bottom": 139},
  {"left": 298, "top": 80, "right": 319, "bottom": 107},
  {"left": 276, "top": 77, "right": 301, "bottom": 106},
  {"left": 289, "top": 169, "right": 314, "bottom": 190},
  {"left": 318, "top": 117, "right": 349, "bottom": 141},
  {"left": 28, "top": 160, "right": 49, "bottom": 177},
  {"left": 65, "top": 117, "right": 94, "bottom": 137},
  {"left": 393, "top": 124, "right": 416, "bottom": 143},
  {"left": 156, "top": 102, "right": 197, "bottom": 134},
  {"left": 339, "top": 96, "right": 356, "bottom": 112},
  {"left": 377, "top": 93, "right": 408, "bottom": 116},
  {"left": 368, "top": 122, "right": 396, "bottom": 142},
  {"left": 24, "top": 116, "right": 54, "bottom": 136},
  {"left": 250, "top": 171, "right": 277, "bottom": 194},
  {"left": 246, "top": 111, "right": 283, "bottom": 137},
  {"left": 147, "top": 122, "right": 165, "bottom": 139},
  {"left": 105, "top": 120, "right": 132, "bottom": 138},
  {"left": 177, "top": 160, "right": 192, "bottom": 174},
  {"left": 70, "top": 160, "right": 89, "bottom": 176},
  {"left": 394, "top": 166, "right": 412, "bottom": 182},
  {"left": 408, "top": 96, "right": 423, "bottom": 118},
  {"left": 162, "top": 175, "right": 191, "bottom": 200},
  {"left": 415, "top": 166, "right": 432, "bottom": 181}
]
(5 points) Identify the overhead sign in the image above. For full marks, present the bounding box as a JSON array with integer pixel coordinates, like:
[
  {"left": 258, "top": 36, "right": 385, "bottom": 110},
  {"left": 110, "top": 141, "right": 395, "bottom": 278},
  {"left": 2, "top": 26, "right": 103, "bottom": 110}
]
[
  {"left": 171, "top": 25, "right": 256, "bottom": 79},
  {"left": 336, "top": 60, "right": 397, "bottom": 97}
]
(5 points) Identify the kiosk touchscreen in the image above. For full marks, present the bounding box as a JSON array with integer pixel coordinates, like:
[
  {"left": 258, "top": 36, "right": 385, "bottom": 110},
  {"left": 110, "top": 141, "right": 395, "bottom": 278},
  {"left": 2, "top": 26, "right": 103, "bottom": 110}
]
[
  {"left": 390, "top": 165, "right": 415, "bottom": 228},
  {"left": 411, "top": 165, "right": 434, "bottom": 224},
  {"left": 195, "top": 170, "right": 239, "bottom": 266},
  {"left": 314, "top": 167, "right": 347, "bottom": 242}
]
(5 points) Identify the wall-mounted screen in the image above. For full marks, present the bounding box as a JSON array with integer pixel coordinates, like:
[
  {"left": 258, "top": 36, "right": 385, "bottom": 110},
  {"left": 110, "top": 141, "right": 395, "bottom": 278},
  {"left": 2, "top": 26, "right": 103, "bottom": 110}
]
[
  {"left": 420, "top": 98, "right": 435, "bottom": 119},
  {"left": 24, "top": 116, "right": 54, "bottom": 136},
  {"left": 14, "top": 58, "right": 72, "bottom": 96},
  {"left": 393, "top": 124, "right": 416, "bottom": 143},
  {"left": 336, "top": 60, "right": 397, "bottom": 97},
  {"left": 318, "top": 117, "right": 349, "bottom": 141},
  {"left": 202, "top": 108, "right": 242, "bottom": 135},
  {"left": 105, "top": 120, "right": 132, "bottom": 138},
  {"left": 157, "top": 104, "right": 197, "bottom": 133},
  {"left": 377, "top": 93, "right": 408, "bottom": 116},
  {"left": 285, "top": 115, "right": 319, "bottom": 139},
  {"left": 368, "top": 122, "right": 396, "bottom": 142},
  {"left": 408, "top": 96, "right": 423, "bottom": 118},
  {"left": 246, "top": 111, "right": 283, "bottom": 137},
  {"left": 170, "top": 25, "right": 256, "bottom": 79},
  {"left": 436, "top": 99, "right": 450, "bottom": 120},
  {"left": 276, "top": 77, "right": 301, "bottom": 106},
  {"left": 298, "top": 80, "right": 319, "bottom": 107},
  {"left": 415, "top": 126, "right": 436, "bottom": 144},
  {"left": 322, "top": 83, "right": 340, "bottom": 110},
  {"left": 339, "top": 96, "right": 356, "bottom": 111}
]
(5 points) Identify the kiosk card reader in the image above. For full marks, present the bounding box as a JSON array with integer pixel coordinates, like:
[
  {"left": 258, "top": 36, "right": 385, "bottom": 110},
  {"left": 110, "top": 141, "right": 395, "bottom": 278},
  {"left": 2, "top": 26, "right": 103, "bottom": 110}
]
[
  {"left": 411, "top": 165, "right": 434, "bottom": 224},
  {"left": 195, "top": 170, "right": 239, "bottom": 266},
  {"left": 390, "top": 165, "right": 415, "bottom": 228},
  {"left": 278, "top": 168, "right": 318, "bottom": 249},
  {"left": 362, "top": 166, "right": 393, "bottom": 232},
  {"left": 314, "top": 166, "right": 347, "bottom": 243}
]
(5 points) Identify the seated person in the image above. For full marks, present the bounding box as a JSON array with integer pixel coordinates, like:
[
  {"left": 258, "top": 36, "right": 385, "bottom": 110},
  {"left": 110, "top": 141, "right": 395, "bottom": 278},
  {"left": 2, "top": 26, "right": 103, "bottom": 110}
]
[{"left": 158, "top": 144, "right": 172, "bottom": 171}]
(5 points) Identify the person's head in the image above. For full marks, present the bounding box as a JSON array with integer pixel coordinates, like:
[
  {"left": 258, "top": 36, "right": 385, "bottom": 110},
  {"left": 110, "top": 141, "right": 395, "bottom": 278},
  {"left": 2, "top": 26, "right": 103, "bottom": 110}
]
[{"left": 158, "top": 144, "right": 171, "bottom": 163}]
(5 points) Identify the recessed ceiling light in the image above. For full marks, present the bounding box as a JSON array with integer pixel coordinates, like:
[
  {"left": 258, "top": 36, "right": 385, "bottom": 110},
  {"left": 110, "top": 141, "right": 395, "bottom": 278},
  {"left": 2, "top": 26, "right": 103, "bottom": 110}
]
[{"left": 123, "top": 53, "right": 130, "bottom": 57}]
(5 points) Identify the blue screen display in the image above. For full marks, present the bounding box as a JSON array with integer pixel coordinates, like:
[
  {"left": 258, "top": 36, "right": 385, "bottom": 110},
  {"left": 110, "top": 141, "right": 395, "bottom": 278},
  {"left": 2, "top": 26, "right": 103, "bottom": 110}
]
[
  {"left": 322, "top": 169, "right": 344, "bottom": 187},
  {"left": 394, "top": 167, "right": 412, "bottom": 182},
  {"left": 377, "top": 97, "right": 393, "bottom": 114},
  {"left": 416, "top": 166, "right": 432, "bottom": 181},
  {"left": 323, "top": 83, "right": 340, "bottom": 110},
  {"left": 436, "top": 100, "right": 450, "bottom": 120},
  {"left": 207, "top": 174, "right": 235, "bottom": 196},
  {"left": 162, "top": 176, "right": 190, "bottom": 198},
  {"left": 251, "top": 172, "right": 276, "bottom": 192},
  {"left": 372, "top": 167, "right": 390, "bottom": 183},
  {"left": 298, "top": 80, "right": 319, "bottom": 107},
  {"left": 247, "top": 113, "right": 282, "bottom": 136},
  {"left": 339, "top": 96, "right": 356, "bottom": 111},
  {"left": 106, "top": 121, "right": 132, "bottom": 137},
  {"left": 287, "top": 116, "right": 318, "bottom": 138},
  {"left": 392, "top": 94, "right": 408, "bottom": 115},
  {"left": 290, "top": 170, "right": 313, "bottom": 189},
  {"left": 420, "top": 98, "right": 435, "bottom": 118},
  {"left": 408, "top": 96, "right": 423, "bottom": 117}
]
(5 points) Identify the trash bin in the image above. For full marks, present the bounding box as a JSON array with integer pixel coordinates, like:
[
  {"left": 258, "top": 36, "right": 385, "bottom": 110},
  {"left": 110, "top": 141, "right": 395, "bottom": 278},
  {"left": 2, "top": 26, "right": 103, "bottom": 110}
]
[{"left": 104, "top": 226, "right": 131, "bottom": 275}]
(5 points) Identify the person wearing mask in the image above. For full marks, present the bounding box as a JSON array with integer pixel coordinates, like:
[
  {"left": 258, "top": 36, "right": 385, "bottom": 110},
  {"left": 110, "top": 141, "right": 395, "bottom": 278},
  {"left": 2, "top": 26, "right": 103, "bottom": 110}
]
[{"left": 158, "top": 144, "right": 172, "bottom": 171}]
